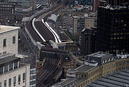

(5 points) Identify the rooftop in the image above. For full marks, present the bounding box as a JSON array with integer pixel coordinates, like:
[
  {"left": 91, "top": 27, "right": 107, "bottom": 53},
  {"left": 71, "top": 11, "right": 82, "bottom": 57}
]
[
  {"left": 75, "top": 64, "right": 95, "bottom": 72},
  {"left": 87, "top": 69, "right": 129, "bottom": 87},
  {"left": 52, "top": 78, "right": 76, "bottom": 87},
  {"left": 87, "top": 52, "right": 113, "bottom": 58},
  {"left": 0, "top": 25, "right": 19, "bottom": 34},
  {"left": 100, "top": 5, "right": 129, "bottom": 10}
]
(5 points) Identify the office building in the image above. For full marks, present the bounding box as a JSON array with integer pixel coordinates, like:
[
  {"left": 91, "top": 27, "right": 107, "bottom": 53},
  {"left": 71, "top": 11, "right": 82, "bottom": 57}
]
[
  {"left": 73, "top": 15, "right": 85, "bottom": 41},
  {"left": 0, "top": 25, "right": 19, "bottom": 54},
  {"left": 0, "top": 53, "right": 30, "bottom": 87},
  {"left": 80, "top": 28, "right": 95, "bottom": 55},
  {"left": 0, "top": 25, "right": 30, "bottom": 87},
  {"left": 0, "top": 2, "right": 15, "bottom": 25},
  {"left": 96, "top": 6, "right": 129, "bottom": 54}
]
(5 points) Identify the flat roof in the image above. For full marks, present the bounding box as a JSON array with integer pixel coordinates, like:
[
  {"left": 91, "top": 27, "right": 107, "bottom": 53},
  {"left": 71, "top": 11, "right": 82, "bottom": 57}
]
[
  {"left": 0, "top": 25, "right": 19, "bottom": 34},
  {"left": 87, "top": 52, "right": 113, "bottom": 58},
  {"left": 75, "top": 64, "right": 95, "bottom": 72},
  {"left": 52, "top": 78, "right": 76, "bottom": 87},
  {"left": 100, "top": 5, "right": 128, "bottom": 10}
]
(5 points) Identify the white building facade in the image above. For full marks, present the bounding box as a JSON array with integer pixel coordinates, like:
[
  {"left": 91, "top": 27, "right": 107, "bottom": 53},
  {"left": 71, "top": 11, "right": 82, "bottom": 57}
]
[
  {"left": 0, "top": 54, "right": 30, "bottom": 87},
  {"left": 0, "top": 25, "right": 30, "bottom": 87},
  {"left": 0, "top": 25, "right": 19, "bottom": 55}
]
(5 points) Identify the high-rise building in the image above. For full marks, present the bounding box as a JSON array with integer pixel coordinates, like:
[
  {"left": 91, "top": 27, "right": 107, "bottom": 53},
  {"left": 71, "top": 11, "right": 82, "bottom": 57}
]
[
  {"left": 73, "top": 16, "right": 85, "bottom": 36},
  {"left": 96, "top": 6, "right": 129, "bottom": 54},
  {"left": 80, "top": 28, "right": 95, "bottom": 55}
]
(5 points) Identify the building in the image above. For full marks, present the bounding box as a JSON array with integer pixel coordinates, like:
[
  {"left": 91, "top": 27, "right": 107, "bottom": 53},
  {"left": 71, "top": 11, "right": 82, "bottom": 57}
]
[
  {"left": 0, "top": 2, "right": 15, "bottom": 25},
  {"left": 92, "top": 0, "right": 100, "bottom": 12},
  {"left": 87, "top": 69, "right": 129, "bottom": 87},
  {"left": 52, "top": 52, "right": 129, "bottom": 87},
  {"left": 0, "top": 25, "right": 30, "bottom": 87},
  {"left": 0, "top": 53, "right": 30, "bottom": 87},
  {"left": 0, "top": 25, "right": 19, "bottom": 54},
  {"left": 73, "top": 16, "right": 85, "bottom": 38},
  {"left": 86, "top": 52, "right": 115, "bottom": 65},
  {"left": 75, "top": 0, "right": 93, "bottom": 5},
  {"left": 96, "top": 6, "right": 129, "bottom": 54},
  {"left": 84, "top": 14, "right": 96, "bottom": 29},
  {"left": 1, "top": 0, "right": 33, "bottom": 8},
  {"left": 105, "top": 0, "right": 129, "bottom": 5},
  {"left": 80, "top": 28, "right": 95, "bottom": 55}
]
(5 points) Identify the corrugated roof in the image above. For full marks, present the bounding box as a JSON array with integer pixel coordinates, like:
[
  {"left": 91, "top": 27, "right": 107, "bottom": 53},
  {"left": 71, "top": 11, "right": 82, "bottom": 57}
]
[{"left": 87, "top": 70, "right": 129, "bottom": 87}]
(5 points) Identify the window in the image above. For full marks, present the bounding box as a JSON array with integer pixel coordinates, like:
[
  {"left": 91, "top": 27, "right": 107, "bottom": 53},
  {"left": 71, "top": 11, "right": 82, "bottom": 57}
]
[
  {"left": 14, "top": 61, "right": 18, "bottom": 69},
  {"left": 0, "top": 66, "right": 3, "bottom": 74},
  {"left": 30, "top": 80, "right": 36, "bottom": 85},
  {"left": 9, "top": 63, "right": 13, "bottom": 71},
  {"left": 3, "top": 51, "right": 6, "bottom": 54},
  {"left": 4, "top": 80, "right": 7, "bottom": 87},
  {"left": 12, "top": 36, "right": 16, "bottom": 44},
  {"left": 18, "top": 74, "right": 21, "bottom": 84},
  {"left": 13, "top": 76, "right": 16, "bottom": 86},
  {"left": 30, "top": 75, "right": 36, "bottom": 81},
  {"left": 9, "top": 78, "right": 11, "bottom": 87},
  {"left": 30, "top": 69, "right": 36, "bottom": 74},
  {"left": 0, "top": 82, "right": 1, "bottom": 87},
  {"left": 4, "top": 65, "right": 8, "bottom": 73},
  {"left": 23, "top": 73, "right": 26, "bottom": 83},
  {"left": 3, "top": 39, "right": 6, "bottom": 47}
]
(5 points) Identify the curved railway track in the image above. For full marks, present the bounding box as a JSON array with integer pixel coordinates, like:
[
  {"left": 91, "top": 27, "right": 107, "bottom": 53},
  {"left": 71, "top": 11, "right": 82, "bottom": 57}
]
[
  {"left": 25, "top": 1, "right": 75, "bottom": 87},
  {"left": 25, "top": 3, "right": 65, "bottom": 87}
]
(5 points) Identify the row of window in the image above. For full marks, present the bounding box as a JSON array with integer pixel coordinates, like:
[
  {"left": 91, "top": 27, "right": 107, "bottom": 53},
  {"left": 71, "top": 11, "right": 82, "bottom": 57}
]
[
  {"left": 0, "top": 73, "right": 26, "bottom": 87},
  {"left": 0, "top": 4, "right": 14, "bottom": 8},
  {"left": 3, "top": 36, "right": 16, "bottom": 47},
  {"left": 0, "top": 61, "right": 19, "bottom": 74}
]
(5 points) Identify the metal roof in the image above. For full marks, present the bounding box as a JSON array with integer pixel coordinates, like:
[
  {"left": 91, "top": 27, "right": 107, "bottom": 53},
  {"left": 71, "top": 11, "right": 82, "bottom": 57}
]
[{"left": 87, "top": 70, "right": 129, "bottom": 87}]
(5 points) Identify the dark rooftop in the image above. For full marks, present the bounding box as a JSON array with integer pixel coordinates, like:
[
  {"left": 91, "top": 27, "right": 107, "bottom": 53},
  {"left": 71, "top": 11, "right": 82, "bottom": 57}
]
[
  {"left": 75, "top": 64, "right": 95, "bottom": 73},
  {"left": 87, "top": 52, "right": 113, "bottom": 59},
  {"left": 87, "top": 69, "right": 129, "bottom": 87}
]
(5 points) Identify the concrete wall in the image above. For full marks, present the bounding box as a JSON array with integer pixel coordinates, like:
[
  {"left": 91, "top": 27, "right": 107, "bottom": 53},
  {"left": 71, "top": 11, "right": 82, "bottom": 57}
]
[{"left": 0, "top": 29, "right": 19, "bottom": 54}]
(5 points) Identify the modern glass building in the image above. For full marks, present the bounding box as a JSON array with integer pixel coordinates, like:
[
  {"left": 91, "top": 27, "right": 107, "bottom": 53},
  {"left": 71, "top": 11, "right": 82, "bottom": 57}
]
[{"left": 96, "top": 6, "right": 129, "bottom": 54}]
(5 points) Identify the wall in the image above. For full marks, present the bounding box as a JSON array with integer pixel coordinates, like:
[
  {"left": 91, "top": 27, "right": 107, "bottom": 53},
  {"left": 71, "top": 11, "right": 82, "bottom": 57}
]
[
  {"left": 0, "top": 29, "right": 19, "bottom": 54},
  {"left": 0, "top": 64, "right": 30, "bottom": 87},
  {"left": 76, "top": 58, "right": 129, "bottom": 87}
]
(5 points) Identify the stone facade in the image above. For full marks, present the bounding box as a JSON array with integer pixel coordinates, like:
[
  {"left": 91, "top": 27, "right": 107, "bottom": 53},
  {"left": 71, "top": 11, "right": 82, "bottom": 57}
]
[{"left": 0, "top": 25, "right": 19, "bottom": 54}]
